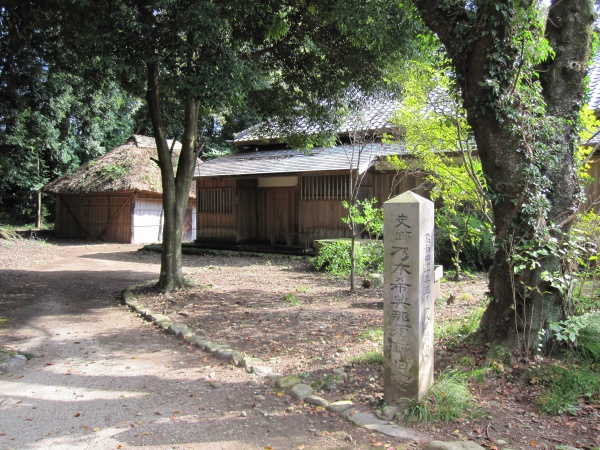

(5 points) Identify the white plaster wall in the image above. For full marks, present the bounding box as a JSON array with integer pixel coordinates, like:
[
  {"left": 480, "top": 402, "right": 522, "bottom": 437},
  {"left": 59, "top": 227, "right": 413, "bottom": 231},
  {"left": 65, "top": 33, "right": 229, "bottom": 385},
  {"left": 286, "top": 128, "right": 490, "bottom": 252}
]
[{"left": 132, "top": 198, "right": 164, "bottom": 244}]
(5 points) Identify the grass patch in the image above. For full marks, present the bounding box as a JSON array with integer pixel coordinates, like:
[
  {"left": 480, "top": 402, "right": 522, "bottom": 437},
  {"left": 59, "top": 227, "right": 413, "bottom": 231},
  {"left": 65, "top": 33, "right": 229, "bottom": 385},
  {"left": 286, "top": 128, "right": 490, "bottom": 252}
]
[
  {"left": 0, "top": 222, "right": 53, "bottom": 232},
  {"left": 532, "top": 360, "right": 600, "bottom": 415},
  {"left": 283, "top": 292, "right": 301, "bottom": 306},
  {"left": 351, "top": 350, "right": 384, "bottom": 365},
  {"left": 0, "top": 223, "right": 54, "bottom": 241},
  {"left": 435, "top": 302, "right": 486, "bottom": 347},
  {"left": 465, "top": 366, "right": 495, "bottom": 383},
  {"left": 576, "top": 317, "right": 600, "bottom": 363},
  {"left": 0, "top": 227, "right": 20, "bottom": 241},
  {"left": 295, "top": 285, "right": 310, "bottom": 294},
  {"left": 404, "top": 370, "right": 479, "bottom": 422},
  {"left": 358, "top": 328, "right": 383, "bottom": 343}
]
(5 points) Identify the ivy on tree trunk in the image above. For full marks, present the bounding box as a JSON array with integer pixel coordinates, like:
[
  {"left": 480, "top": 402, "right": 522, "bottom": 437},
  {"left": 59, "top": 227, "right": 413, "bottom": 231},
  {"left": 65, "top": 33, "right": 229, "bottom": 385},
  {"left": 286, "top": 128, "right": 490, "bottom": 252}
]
[{"left": 414, "top": 0, "right": 595, "bottom": 352}]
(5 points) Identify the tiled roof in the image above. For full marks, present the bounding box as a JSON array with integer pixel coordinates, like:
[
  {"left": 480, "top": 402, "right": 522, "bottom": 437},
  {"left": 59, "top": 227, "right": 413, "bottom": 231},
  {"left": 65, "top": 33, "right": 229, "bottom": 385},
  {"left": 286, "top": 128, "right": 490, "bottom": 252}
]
[
  {"left": 233, "top": 98, "right": 400, "bottom": 146},
  {"left": 583, "top": 48, "right": 600, "bottom": 147},
  {"left": 194, "top": 142, "right": 406, "bottom": 178},
  {"left": 584, "top": 129, "right": 600, "bottom": 146},
  {"left": 589, "top": 48, "right": 600, "bottom": 112}
]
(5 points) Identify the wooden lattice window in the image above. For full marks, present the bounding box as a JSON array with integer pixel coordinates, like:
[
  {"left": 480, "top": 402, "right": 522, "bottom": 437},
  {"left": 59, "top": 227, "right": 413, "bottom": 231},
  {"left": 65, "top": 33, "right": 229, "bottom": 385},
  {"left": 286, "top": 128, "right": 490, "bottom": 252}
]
[
  {"left": 198, "top": 188, "right": 234, "bottom": 214},
  {"left": 301, "top": 174, "right": 350, "bottom": 200}
]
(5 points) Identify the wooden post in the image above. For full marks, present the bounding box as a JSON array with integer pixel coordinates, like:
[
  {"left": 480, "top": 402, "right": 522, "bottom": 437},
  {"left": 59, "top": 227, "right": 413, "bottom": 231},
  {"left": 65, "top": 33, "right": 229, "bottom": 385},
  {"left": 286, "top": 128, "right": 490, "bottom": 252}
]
[{"left": 383, "top": 191, "right": 435, "bottom": 406}]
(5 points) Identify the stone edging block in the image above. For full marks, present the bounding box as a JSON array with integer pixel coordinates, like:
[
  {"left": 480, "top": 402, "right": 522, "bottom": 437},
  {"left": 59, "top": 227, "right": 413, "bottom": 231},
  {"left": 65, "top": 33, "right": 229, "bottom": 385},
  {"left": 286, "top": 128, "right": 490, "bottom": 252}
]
[
  {"left": 121, "top": 281, "right": 267, "bottom": 373},
  {"left": 121, "top": 281, "right": 427, "bottom": 443}
]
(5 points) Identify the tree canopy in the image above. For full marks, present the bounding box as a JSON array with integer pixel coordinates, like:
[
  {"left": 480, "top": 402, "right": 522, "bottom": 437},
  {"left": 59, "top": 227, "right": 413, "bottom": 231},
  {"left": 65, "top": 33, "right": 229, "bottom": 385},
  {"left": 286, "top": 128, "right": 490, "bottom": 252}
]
[
  {"left": 412, "top": 0, "right": 595, "bottom": 351},
  {"left": 2, "top": 0, "right": 595, "bottom": 352},
  {"left": 0, "top": 4, "right": 141, "bottom": 224},
  {"left": 7, "top": 0, "right": 425, "bottom": 289}
]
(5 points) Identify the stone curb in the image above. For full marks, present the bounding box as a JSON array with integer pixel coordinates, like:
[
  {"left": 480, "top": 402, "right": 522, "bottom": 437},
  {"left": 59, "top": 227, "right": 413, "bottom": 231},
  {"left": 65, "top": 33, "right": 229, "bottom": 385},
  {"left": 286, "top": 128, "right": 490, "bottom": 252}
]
[
  {"left": 121, "top": 282, "right": 428, "bottom": 443},
  {"left": 122, "top": 282, "right": 271, "bottom": 374}
]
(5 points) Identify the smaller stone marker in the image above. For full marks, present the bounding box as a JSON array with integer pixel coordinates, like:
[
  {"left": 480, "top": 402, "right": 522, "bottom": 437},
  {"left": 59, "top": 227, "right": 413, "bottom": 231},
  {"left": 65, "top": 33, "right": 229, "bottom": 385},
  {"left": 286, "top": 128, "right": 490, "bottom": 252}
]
[{"left": 383, "top": 191, "right": 435, "bottom": 406}]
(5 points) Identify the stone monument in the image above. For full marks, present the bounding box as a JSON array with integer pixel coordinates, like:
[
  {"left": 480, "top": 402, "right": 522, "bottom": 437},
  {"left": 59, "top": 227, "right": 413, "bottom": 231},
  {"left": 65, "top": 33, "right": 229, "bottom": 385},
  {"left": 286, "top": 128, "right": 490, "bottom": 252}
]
[{"left": 383, "top": 191, "right": 435, "bottom": 405}]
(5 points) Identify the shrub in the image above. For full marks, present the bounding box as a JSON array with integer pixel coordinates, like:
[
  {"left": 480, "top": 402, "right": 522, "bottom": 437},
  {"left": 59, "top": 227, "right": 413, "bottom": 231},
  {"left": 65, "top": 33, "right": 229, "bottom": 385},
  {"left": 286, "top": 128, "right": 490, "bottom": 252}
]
[
  {"left": 435, "top": 212, "right": 494, "bottom": 272},
  {"left": 312, "top": 240, "right": 352, "bottom": 276},
  {"left": 311, "top": 239, "right": 383, "bottom": 277},
  {"left": 577, "top": 321, "right": 600, "bottom": 363},
  {"left": 549, "top": 313, "right": 600, "bottom": 363},
  {"left": 572, "top": 211, "right": 600, "bottom": 314}
]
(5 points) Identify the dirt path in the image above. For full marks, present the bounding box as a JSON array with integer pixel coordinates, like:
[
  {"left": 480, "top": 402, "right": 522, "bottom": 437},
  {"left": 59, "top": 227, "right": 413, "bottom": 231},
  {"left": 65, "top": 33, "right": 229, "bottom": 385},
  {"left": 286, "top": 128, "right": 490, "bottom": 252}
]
[{"left": 0, "top": 241, "right": 421, "bottom": 450}]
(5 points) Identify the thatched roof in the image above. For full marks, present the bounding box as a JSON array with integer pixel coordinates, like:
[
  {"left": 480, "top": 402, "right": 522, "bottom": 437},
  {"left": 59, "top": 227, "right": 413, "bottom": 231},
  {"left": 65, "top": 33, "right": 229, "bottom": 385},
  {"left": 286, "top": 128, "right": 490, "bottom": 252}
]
[{"left": 45, "top": 135, "right": 196, "bottom": 198}]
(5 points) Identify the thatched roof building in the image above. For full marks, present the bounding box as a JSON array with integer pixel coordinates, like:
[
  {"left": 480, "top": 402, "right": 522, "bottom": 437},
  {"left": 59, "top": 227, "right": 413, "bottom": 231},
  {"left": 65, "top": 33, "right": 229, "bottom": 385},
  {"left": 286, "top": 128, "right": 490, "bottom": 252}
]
[
  {"left": 45, "top": 135, "right": 193, "bottom": 196},
  {"left": 45, "top": 135, "right": 197, "bottom": 244}
]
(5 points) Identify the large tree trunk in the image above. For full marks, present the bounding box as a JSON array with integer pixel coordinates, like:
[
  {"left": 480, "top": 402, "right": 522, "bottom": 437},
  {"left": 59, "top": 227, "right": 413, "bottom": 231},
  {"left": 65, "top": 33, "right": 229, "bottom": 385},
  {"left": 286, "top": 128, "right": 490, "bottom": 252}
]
[
  {"left": 146, "top": 62, "right": 201, "bottom": 291},
  {"left": 414, "top": 0, "right": 594, "bottom": 352}
]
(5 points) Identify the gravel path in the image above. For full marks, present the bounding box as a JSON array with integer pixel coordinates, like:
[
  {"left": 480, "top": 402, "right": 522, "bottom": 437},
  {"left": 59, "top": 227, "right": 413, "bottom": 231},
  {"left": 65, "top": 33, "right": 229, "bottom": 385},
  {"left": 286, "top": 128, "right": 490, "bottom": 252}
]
[{"left": 0, "top": 240, "right": 422, "bottom": 450}]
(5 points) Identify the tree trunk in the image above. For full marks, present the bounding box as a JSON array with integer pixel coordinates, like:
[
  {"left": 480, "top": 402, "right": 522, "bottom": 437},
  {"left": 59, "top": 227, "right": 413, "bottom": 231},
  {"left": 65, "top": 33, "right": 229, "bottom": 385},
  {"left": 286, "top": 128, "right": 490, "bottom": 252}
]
[
  {"left": 146, "top": 62, "right": 201, "bottom": 292},
  {"left": 451, "top": 243, "right": 461, "bottom": 282},
  {"left": 350, "top": 233, "right": 356, "bottom": 292},
  {"left": 36, "top": 190, "right": 42, "bottom": 229},
  {"left": 414, "top": 0, "right": 594, "bottom": 352},
  {"left": 36, "top": 151, "right": 42, "bottom": 229}
]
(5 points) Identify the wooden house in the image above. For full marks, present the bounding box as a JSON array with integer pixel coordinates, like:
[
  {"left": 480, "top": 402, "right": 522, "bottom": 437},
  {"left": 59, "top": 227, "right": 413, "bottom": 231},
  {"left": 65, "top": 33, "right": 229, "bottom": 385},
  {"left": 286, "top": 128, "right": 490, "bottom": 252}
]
[
  {"left": 582, "top": 48, "right": 600, "bottom": 212},
  {"left": 195, "top": 57, "right": 600, "bottom": 252},
  {"left": 194, "top": 100, "right": 425, "bottom": 250},
  {"left": 45, "top": 135, "right": 197, "bottom": 244}
]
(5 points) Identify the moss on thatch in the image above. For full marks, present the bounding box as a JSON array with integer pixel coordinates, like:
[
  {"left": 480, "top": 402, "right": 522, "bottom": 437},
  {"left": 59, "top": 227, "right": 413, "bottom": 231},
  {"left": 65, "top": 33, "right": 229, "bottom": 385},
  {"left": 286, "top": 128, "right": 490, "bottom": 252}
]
[{"left": 44, "top": 135, "right": 195, "bottom": 197}]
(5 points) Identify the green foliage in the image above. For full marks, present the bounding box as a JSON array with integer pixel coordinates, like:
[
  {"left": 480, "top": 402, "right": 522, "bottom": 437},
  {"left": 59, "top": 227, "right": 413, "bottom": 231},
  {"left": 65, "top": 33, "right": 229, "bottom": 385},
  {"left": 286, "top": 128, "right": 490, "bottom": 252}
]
[
  {"left": 533, "top": 360, "right": 600, "bottom": 415},
  {"left": 311, "top": 240, "right": 383, "bottom": 278},
  {"left": 404, "top": 370, "right": 477, "bottom": 423},
  {"left": 201, "top": 142, "right": 235, "bottom": 161},
  {"left": 435, "top": 211, "right": 495, "bottom": 272},
  {"left": 353, "top": 327, "right": 383, "bottom": 363},
  {"left": 357, "top": 327, "right": 384, "bottom": 344},
  {"left": 409, "top": 0, "right": 594, "bottom": 353},
  {"left": 576, "top": 107, "right": 600, "bottom": 185},
  {"left": 0, "top": 6, "right": 142, "bottom": 225},
  {"left": 465, "top": 366, "right": 495, "bottom": 384},
  {"left": 390, "top": 55, "right": 493, "bottom": 280},
  {"left": 572, "top": 211, "right": 600, "bottom": 314},
  {"left": 0, "top": 227, "right": 20, "bottom": 241},
  {"left": 549, "top": 314, "right": 591, "bottom": 347},
  {"left": 341, "top": 198, "right": 384, "bottom": 240},
  {"left": 350, "top": 350, "right": 384, "bottom": 365},
  {"left": 435, "top": 299, "right": 486, "bottom": 347},
  {"left": 391, "top": 57, "right": 490, "bottom": 221},
  {"left": 94, "top": 162, "right": 130, "bottom": 181},
  {"left": 514, "top": 211, "right": 600, "bottom": 355},
  {"left": 312, "top": 241, "right": 352, "bottom": 276},
  {"left": 282, "top": 292, "right": 301, "bottom": 306},
  {"left": 19, "top": 0, "right": 427, "bottom": 290},
  {"left": 549, "top": 313, "right": 600, "bottom": 362},
  {"left": 576, "top": 321, "right": 600, "bottom": 363}
]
